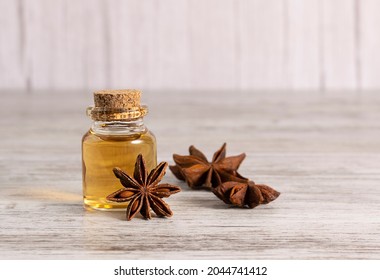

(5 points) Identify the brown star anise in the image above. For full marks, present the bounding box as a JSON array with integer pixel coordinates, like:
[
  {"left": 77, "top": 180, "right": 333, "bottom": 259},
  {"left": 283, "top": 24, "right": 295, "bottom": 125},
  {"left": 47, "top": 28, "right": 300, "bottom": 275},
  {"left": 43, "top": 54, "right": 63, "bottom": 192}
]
[
  {"left": 107, "top": 154, "right": 181, "bottom": 220},
  {"left": 213, "top": 180, "right": 280, "bottom": 208},
  {"left": 169, "top": 143, "right": 248, "bottom": 189}
]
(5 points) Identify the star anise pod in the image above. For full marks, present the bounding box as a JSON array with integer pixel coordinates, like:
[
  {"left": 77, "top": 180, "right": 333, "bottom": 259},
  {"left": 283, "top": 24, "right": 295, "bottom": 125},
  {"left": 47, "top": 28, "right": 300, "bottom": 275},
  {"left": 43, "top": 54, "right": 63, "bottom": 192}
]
[
  {"left": 213, "top": 180, "right": 280, "bottom": 208},
  {"left": 107, "top": 154, "right": 181, "bottom": 221},
  {"left": 169, "top": 143, "right": 248, "bottom": 189}
]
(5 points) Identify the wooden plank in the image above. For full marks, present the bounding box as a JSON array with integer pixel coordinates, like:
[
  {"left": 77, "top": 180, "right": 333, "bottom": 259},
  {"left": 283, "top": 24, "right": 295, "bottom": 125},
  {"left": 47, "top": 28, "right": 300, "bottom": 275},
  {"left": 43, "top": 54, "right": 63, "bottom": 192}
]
[
  {"left": 22, "top": 0, "right": 109, "bottom": 90},
  {"left": 186, "top": 0, "right": 237, "bottom": 89},
  {"left": 148, "top": 0, "right": 191, "bottom": 89},
  {"left": 360, "top": 0, "right": 380, "bottom": 89},
  {"left": 106, "top": 1, "right": 192, "bottom": 90},
  {"left": 287, "top": 0, "right": 320, "bottom": 89},
  {"left": 1, "top": 90, "right": 380, "bottom": 259},
  {"left": 22, "top": 0, "right": 66, "bottom": 89},
  {"left": 56, "top": 1, "right": 86, "bottom": 89},
  {"left": 321, "top": 0, "right": 357, "bottom": 90},
  {"left": 80, "top": 0, "right": 110, "bottom": 89},
  {"left": 0, "top": 0, "right": 26, "bottom": 89},
  {"left": 106, "top": 0, "right": 155, "bottom": 90},
  {"left": 238, "top": 0, "right": 286, "bottom": 89},
  {"left": 0, "top": 1, "right": 379, "bottom": 91}
]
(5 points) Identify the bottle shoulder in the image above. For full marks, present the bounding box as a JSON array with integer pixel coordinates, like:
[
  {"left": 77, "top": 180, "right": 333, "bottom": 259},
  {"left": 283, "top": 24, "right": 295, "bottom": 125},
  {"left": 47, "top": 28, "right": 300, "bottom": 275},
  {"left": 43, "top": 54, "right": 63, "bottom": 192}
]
[
  {"left": 145, "top": 129, "right": 156, "bottom": 139},
  {"left": 82, "top": 128, "right": 156, "bottom": 144},
  {"left": 82, "top": 130, "right": 92, "bottom": 142}
]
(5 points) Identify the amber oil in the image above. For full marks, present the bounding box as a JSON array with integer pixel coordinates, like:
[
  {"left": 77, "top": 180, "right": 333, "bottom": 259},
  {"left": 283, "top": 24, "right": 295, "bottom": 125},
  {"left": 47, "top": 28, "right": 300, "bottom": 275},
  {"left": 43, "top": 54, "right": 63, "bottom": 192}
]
[{"left": 82, "top": 90, "right": 157, "bottom": 210}]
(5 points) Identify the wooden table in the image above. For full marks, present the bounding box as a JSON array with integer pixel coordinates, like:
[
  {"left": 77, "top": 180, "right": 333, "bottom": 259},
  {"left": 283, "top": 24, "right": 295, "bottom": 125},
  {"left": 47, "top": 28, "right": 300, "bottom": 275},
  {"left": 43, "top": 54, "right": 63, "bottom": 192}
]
[{"left": 1, "top": 90, "right": 379, "bottom": 259}]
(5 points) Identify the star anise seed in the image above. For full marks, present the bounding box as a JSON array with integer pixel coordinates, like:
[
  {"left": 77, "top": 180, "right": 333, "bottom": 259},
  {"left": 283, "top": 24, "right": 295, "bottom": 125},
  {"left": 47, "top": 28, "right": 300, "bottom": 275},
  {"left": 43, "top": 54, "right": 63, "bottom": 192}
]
[
  {"left": 107, "top": 154, "right": 181, "bottom": 221},
  {"left": 169, "top": 143, "right": 248, "bottom": 189},
  {"left": 213, "top": 180, "right": 280, "bottom": 208}
]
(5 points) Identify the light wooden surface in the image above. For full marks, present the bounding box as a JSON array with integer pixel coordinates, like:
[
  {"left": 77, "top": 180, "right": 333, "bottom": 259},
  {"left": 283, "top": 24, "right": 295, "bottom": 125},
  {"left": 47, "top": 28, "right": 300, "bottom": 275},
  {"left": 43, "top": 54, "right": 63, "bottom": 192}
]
[
  {"left": 2, "top": 0, "right": 380, "bottom": 90},
  {"left": 1, "top": 90, "right": 380, "bottom": 259}
]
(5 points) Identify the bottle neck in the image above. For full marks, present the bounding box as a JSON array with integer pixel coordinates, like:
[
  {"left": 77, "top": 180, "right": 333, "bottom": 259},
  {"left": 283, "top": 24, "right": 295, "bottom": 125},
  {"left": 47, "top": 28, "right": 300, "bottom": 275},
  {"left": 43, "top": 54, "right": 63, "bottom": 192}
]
[{"left": 91, "top": 118, "right": 147, "bottom": 136}]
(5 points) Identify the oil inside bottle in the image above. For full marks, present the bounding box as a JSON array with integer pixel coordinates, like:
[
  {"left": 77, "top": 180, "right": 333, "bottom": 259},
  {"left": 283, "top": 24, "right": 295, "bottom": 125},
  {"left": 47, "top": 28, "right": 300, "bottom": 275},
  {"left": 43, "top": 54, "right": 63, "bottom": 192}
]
[{"left": 82, "top": 129, "right": 157, "bottom": 210}]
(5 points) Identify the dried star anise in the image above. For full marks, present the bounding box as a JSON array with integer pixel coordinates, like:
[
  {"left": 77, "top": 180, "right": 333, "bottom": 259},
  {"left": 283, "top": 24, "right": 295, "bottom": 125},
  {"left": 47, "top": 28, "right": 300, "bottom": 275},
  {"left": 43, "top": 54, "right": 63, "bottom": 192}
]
[
  {"left": 107, "top": 154, "right": 181, "bottom": 221},
  {"left": 213, "top": 180, "right": 280, "bottom": 208},
  {"left": 169, "top": 143, "right": 248, "bottom": 189}
]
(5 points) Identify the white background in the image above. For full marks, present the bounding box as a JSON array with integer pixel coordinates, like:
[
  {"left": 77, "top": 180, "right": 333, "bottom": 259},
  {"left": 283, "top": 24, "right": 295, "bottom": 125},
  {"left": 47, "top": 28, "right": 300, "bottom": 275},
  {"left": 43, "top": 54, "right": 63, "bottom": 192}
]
[{"left": 1, "top": 260, "right": 379, "bottom": 280}]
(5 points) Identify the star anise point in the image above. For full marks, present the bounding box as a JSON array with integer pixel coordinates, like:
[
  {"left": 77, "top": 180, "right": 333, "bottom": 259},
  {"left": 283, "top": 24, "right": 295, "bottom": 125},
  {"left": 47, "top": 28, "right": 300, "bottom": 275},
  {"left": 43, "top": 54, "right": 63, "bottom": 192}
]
[
  {"left": 171, "top": 143, "right": 248, "bottom": 189},
  {"left": 107, "top": 154, "right": 181, "bottom": 221}
]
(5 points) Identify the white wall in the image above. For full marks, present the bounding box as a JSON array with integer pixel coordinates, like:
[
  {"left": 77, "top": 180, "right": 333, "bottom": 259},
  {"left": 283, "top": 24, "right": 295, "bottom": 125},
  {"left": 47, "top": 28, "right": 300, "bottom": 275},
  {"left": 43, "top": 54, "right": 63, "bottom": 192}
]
[{"left": 1, "top": 0, "right": 379, "bottom": 91}]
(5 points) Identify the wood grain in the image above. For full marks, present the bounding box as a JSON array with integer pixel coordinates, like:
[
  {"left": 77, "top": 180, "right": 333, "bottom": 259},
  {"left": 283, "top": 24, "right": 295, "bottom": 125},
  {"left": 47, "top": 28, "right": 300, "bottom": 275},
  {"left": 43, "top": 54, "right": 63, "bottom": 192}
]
[
  {"left": 321, "top": 0, "right": 357, "bottom": 90},
  {"left": 0, "top": 90, "right": 379, "bottom": 259},
  {"left": 287, "top": 0, "right": 320, "bottom": 89},
  {"left": 188, "top": 0, "right": 237, "bottom": 89},
  {"left": 0, "top": 1, "right": 374, "bottom": 91},
  {"left": 360, "top": 0, "right": 380, "bottom": 89},
  {"left": 239, "top": 0, "right": 286, "bottom": 89},
  {"left": 0, "top": 0, "right": 25, "bottom": 88}
]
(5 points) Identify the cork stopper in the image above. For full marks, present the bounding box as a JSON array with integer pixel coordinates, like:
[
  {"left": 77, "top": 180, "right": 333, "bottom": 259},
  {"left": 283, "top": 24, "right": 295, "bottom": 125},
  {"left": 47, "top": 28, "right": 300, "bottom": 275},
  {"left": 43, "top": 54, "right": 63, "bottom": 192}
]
[
  {"left": 87, "top": 89, "right": 148, "bottom": 121},
  {"left": 94, "top": 89, "right": 141, "bottom": 109}
]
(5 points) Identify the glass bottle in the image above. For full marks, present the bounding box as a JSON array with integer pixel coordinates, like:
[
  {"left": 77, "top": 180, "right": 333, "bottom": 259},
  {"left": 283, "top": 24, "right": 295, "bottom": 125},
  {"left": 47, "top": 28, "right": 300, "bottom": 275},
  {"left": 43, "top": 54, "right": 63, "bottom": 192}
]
[{"left": 82, "top": 89, "right": 157, "bottom": 210}]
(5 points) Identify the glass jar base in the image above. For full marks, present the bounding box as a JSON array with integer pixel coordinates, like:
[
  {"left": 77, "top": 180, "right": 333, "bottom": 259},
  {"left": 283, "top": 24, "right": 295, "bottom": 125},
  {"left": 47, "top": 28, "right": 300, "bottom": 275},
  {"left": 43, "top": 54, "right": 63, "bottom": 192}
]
[{"left": 84, "top": 198, "right": 129, "bottom": 211}]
